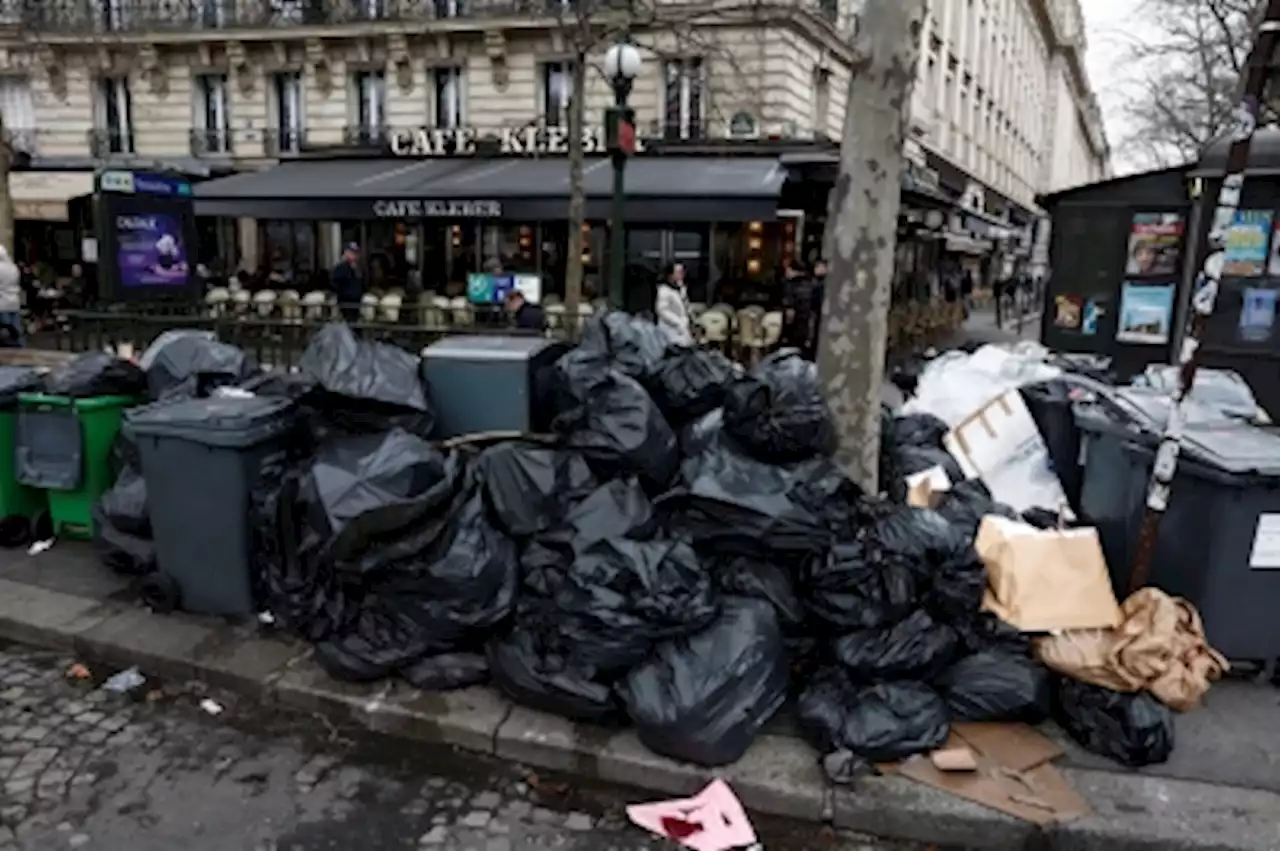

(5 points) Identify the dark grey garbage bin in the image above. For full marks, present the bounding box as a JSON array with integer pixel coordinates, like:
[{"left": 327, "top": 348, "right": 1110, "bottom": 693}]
[
  {"left": 126, "top": 396, "right": 295, "bottom": 616},
  {"left": 1077, "top": 404, "right": 1280, "bottom": 661}
]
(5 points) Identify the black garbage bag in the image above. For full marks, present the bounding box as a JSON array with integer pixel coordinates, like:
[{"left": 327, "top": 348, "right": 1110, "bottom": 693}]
[
  {"left": 710, "top": 555, "right": 805, "bottom": 628},
  {"left": 664, "top": 443, "right": 846, "bottom": 560},
  {"left": 886, "top": 411, "right": 950, "bottom": 448},
  {"left": 488, "top": 626, "right": 619, "bottom": 721},
  {"left": 801, "top": 541, "right": 918, "bottom": 632},
  {"left": 954, "top": 611, "right": 1032, "bottom": 656},
  {"left": 97, "top": 467, "right": 149, "bottom": 538},
  {"left": 239, "top": 370, "right": 317, "bottom": 400},
  {"left": 934, "top": 479, "right": 1020, "bottom": 539},
  {"left": 723, "top": 350, "right": 835, "bottom": 463},
  {"left": 934, "top": 651, "right": 1052, "bottom": 723},
  {"left": 1054, "top": 677, "right": 1174, "bottom": 767},
  {"left": 0, "top": 367, "right": 42, "bottom": 403},
  {"left": 303, "top": 429, "right": 461, "bottom": 572},
  {"left": 44, "top": 352, "right": 146, "bottom": 398},
  {"left": 400, "top": 652, "right": 490, "bottom": 690},
  {"left": 559, "top": 370, "right": 678, "bottom": 492},
  {"left": 315, "top": 484, "right": 519, "bottom": 682},
  {"left": 833, "top": 609, "right": 959, "bottom": 682},
  {"left": 679, "top": 408, "right": 726, "bottom": 461},
  {"left": 298, "top": 323, "right": 434, "bottom": 439},
  {"left": 578, "top": 311, "right": 669, "bottom": 381},
  {"left": 879, "top": 410, "right": 966, "bottom": 502},
  {"left": 474, "top": 441, "right": 596, "bottom": 538},
  {"left": 108, "top": 430, "right": 141, "bottom": 479},
  {"left": 558, "top": 534, "right": 719, "bottom": 672},
  {"left": 648, "top": 347, "right": 735, "bottom": 425},
  {"left": 619, "top": 597, "right": 789, "bottom": 766},
  {"left": 144, "top": 335, "right": 256, "bottom": 400},
  {"left": 91, "top": 503, "right": 155, "bottom": 576},
  {"left": 797, "top": 667, "right": 949, "bottom": 760}
]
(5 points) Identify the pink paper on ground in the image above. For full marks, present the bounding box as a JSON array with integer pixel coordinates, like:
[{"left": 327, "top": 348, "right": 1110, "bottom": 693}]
[{"left": 625, "top": 779, "right": 758, "bottom": 851}]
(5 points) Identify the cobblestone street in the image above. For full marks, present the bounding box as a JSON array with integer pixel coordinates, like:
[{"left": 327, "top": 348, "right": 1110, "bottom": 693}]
[{"left": 0, "top": 642, "right": 916, "bottom": 851}]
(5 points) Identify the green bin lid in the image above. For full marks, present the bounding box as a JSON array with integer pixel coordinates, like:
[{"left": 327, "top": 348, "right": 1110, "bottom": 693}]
[
  {"left": 18, "top": 392, "right": 143, "bottom": 411},
  {"left": 125, "top": 395, "right": 295, "bottom": 449}
]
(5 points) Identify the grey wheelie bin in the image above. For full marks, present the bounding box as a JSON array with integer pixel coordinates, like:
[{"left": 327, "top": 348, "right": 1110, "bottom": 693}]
[
  {"left": 125, "top": 396, "right": 295, "bottom": 616},
  {"left": 1076, "top": 397, "right": 1280, "bottom": 661}
]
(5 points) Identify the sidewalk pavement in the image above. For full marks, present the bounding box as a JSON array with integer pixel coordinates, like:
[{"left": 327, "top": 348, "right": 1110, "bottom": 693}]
[{"left": 2, "top": 544, "right": 1278, "bottom": 850}]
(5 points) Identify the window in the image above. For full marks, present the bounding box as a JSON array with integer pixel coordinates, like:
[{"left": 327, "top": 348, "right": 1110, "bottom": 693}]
[
  {"left": 812, "top": 69, "right": 830, "bottom": 137},
  {"left": 351, "top": 0, "right": 388, "bottom": 18},
  {"left": 96, "top": 76, "right": 133, "bottom": 154},
  {"left": 272, "top": 72, "right": 303, "bottom": 154},
  {"left": 0, "top": 77, "right": 34, "bottom": 153},
  {"left": 662, "top": 58, "right": 704, "bottom": 140},
  {"left": 194, "top": 73, "right": 230, "bottom": 154},
  {"left": 99, "top": 0, "right": 129, "bottom": 31},
  {"left": 351, "top": 70, "right": 385, "bottom": 143},
  {"left": 433, "top": 0, "right": 463, "bottom": 18},
  {"left": 194, "top": 0, "right": 228, "bottom": 27},
  {"left": 434, "top": 67, "right": 465, "bottom": 128},
  {"left": 540, "top": 61, "right": 571, "bottom": 126}
]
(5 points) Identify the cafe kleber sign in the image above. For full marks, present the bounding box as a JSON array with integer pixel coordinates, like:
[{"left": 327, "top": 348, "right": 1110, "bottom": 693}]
[
  {"left": 372, "top": 199, "right": 502, "bottom": 218},
  {"left": 389, "top": 125, "right": 647, "bottom": 157}
]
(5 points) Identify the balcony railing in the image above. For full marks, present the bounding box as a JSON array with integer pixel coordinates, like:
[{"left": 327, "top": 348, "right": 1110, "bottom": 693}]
[
  {"left": 264, "top": 127, "right": 307, "bottom": 156},
  {"left": 88, "top": 128, "right": 135, "bottom": 158},
  {"left": 18, "top": 0, "right": 817, "bottom": 34},
  {"left": 343, "top": 124, "right": 389, "bottom": 147},
  {"left": 190, "top": 127, "right": 234, "bottom": 156}
]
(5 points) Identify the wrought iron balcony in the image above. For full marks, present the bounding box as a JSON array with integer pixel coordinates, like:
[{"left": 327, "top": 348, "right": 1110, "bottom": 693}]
[
  {"left": 190, "top": 127, "right": 234, "bottom": 156},
  {"left": 88, "top": 128, "right": 135, "bottom": 158},
  {"left": 263, "top": 127, "right": 307, "bottom": 156},
  {"left": 343, "top": 124, "right": 389, "bottom": 147}
]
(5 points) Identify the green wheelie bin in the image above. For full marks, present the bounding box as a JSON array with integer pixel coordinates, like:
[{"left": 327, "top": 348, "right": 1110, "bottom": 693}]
[{"left": 0, "top": 368, "right": 48, "bottom": 523}]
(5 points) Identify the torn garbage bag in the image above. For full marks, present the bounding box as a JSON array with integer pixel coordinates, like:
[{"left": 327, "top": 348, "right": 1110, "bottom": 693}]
[
  {"left": 647, "top": 347, "right": 735, "bottom": 425},
  {"left": 619, "top": 597, "right": 788, "bottom": 766},
  {"left": 314, "top": 483, "right": 518, "bottom": 682},
  {"left": 298, "top": 322, "right": 435, "bottom": 439},
  {"left": 559, "top": 370, "right": 678, "bottom": 492},
  {"left": 723, "top": 350, "right": 836, "bottom": 463},
  {"left": 797, "top": 667, "right": 949, "bottom": 761},
  {"left": 833, "top": 609, "right": 959, "bottom": 682},
  {"left": 44, "top": 352, "right": 146, "bottom": 398},
  {"left": 474, "top": 441, "right": 596, "bottom": 538},
  {"left": 144, "top": 335, "right": 256, "bottom": 400},
  {"left": 1054, "top": 676, "right": 1174, "bottom": 767},
  {"left": 933, "top": 650, "right": 1051, "bottom": 723}
]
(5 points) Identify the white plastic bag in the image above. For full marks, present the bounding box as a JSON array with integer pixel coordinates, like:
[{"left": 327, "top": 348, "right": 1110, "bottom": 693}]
[{"left": 902, "top": 344, "right": 1062, "bottom": 426}]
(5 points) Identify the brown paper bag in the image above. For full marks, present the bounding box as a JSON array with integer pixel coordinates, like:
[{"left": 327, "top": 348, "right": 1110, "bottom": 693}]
[
  {"left": 977, "top": 516, "right": 1123, "bottom": 632},
  {"left": 905, "top": 465, "right": 951, "bottom": 508}
]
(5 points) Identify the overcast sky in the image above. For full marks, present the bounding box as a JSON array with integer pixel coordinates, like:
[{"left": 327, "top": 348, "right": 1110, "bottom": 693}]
[{"left": 1080, "top": 0, "right": 1150, "bottom": 171}]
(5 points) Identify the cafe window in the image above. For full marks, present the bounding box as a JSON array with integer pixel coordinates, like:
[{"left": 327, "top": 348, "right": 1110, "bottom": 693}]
[
  {"left": 433, "top": 67, "right": 465, "bottom": 128},
  {"left": 662, "top": 58, "right": 704, "bottom": 140},
  {"left": 481, "top": 223, "right": 537, "bottom": 275},
  {"left": 260, "top": 220, "right": 317, "bottom": 284},
  {"left": 540, "top": 61, "right": 572, "bottom": 127},
  {"left": 365, "top": 219, "right": 411, "bottom": 291}
]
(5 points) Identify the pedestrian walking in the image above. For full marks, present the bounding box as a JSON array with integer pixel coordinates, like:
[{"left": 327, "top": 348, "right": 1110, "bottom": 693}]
[
  {"left": 330, "top": 242, "right": 364, "bottom": 323},
  {"left": 655, "top": 261, "right": 693, "bottom": 347},
  {"left": 0, "top": 247, "right": 23, "bottom": 346}
]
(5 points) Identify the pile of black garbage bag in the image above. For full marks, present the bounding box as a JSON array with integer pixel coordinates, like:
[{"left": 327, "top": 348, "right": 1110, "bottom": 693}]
[{"left": 81, "top": 315, "right": 1174, "bottom": 770}]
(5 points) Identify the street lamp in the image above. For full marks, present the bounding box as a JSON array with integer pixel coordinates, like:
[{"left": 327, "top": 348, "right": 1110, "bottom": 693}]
[{"left": 602, "top": 38, "right": 641, "bottom": 310}]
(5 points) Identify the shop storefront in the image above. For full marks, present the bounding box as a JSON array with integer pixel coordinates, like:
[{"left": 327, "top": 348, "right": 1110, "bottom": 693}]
[{"left": 193, "top": 146, "right": 792, "bottom": 312}]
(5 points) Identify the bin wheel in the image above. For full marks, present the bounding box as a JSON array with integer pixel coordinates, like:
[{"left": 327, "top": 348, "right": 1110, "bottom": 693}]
[
  {"left": 139, "top": 573, "right": 181, "bottom": 615},
  {"left": 0, "top": 516, "right": 30, "bottom": 548}
]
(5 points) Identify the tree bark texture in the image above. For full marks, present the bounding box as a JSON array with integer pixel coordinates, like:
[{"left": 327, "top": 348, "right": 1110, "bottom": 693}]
[
  {"left": 816, "top": 0, "right": 926, "bottom": 494},
  {"left": 563, "top": 52, "right": 589, "bottom": 334},
  {"left": 0, "top": 111, "right": 13, "bottom": 256}
]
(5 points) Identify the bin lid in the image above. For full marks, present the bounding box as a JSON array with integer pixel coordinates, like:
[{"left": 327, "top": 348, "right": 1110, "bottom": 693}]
[
  {"left": 0, "top": 367, "right": 42, "bottom": 406},
  {"left": 1178, "top": 423, "right": 1280, "bottom": 477},
  {"left": 422, "top": 334, "right": 562, "bottom": 362},
  {"left": 125, "top": 395, "right": 295, "bottom": 448}
]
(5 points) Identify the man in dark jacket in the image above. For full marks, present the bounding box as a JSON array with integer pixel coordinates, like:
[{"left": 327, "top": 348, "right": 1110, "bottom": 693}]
[
  {"left": 330, "top": 243, "right": 363, "bottom": 322},
  {"left": 505, "top": 289, "right": 545, "bottom": 331}
]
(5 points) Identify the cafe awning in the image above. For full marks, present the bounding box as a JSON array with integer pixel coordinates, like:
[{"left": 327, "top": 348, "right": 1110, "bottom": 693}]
[
  {"left": 9, "top": 171, "right": 94, "bottom": 222},
  {"left": 193, "top": 156, "right": 787, "bottom": 222}
]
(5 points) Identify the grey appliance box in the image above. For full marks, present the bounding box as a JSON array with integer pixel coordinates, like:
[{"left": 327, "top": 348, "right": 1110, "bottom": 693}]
[{"left": 421, "top": 335, "right": 570, "bottom": 439}]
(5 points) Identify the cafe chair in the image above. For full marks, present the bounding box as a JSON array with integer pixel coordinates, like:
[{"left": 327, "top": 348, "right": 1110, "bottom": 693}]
[
  {"left": 695, "top": 309, "right": 730, "bottom": 349},
  {"left": 545, "top": 302, "right": 566, "bottom": 332},
  {"left": 448, "top": 295, "right": 474, "bottom": 327},
  {"left": 735, "top": 305, "right": 767, "bottom": 366},
  {"left": 687, "top": 301, "right": 707, "bottom": 321},
  {"left": 302, "top": 290, "right": 329, "bottom": 322},
  {"left": 427, "top": 295, "right": 451, "bottom": 326},
  {"left": 379, "top": 292, "right": 403, "bottom": 324},
  {"left": 205, "top": 286, "right": 230, "bottom": 318},
  {"left": 278, "top": 290, "right": 301, "bottom": 323},
  {"left": 227, "top": 278, "right": 244, "bottom": 294},
  {"left": 710, "top": 302, "right": 738, "bottom": 329},
  {"left": 253, "top": 289, "right": 278, "bottom": 318},
  {"left": 231, "top": 288, "right": 252, "bottom": 315},
  {"left": 359, "top": 292, "right": 380, "bottom": 324},
  {"left": 762, "top": 310, "right": 784, "bottom": 350}
]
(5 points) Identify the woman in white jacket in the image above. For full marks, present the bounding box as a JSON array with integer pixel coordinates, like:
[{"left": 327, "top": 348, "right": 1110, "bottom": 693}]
[
  {"left": 0, "top": 247, "right": 22, "bottom": 346},
  {"left": 655, "top": 262, "right": 693, "bottom": 347}
]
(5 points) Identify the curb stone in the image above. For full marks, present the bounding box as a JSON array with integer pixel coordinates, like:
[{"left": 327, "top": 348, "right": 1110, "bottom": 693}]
[{"left": 1, "top": 581, "right": 1278, "bottom": 850}]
